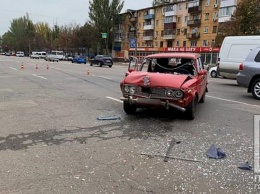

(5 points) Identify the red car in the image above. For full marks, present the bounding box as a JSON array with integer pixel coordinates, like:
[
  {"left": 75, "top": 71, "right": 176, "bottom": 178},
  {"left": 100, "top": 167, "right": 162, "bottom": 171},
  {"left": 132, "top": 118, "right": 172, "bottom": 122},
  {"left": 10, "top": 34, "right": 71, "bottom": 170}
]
[{"left": 120, "top": 53, "right": 208, "bottom": 120}]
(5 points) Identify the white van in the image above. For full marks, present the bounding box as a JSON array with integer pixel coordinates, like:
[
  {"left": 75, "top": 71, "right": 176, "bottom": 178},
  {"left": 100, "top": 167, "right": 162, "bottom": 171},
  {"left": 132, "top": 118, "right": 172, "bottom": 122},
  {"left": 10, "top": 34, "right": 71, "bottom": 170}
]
[
  {"left": 38, "top": 51, "right": 46, "bottom": 59},
  {"left": 218, "top": 36, "right": 260, "bottom": 79},
  {"left": 30, "top": 51, "right": 40, "bottom": 59}
]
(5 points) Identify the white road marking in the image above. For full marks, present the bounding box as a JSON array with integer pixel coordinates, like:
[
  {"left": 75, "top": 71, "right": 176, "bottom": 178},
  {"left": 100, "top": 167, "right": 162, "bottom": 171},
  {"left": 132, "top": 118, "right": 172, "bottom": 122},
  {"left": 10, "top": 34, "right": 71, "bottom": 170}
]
[
  {"left": 98, "top": 76, "right": 112, "bottom": 80},
  {"left": 10, "top": 67, "right": 17, "bottom": 71},
  {"left": 32, "top": 74, "right": 47, "bottom": 80},
  {"left": 207, "top": 95, "right": 260, "bottom": 108},
  {"left": 106, "top": 96, "right": 122, "bottom": 103}
]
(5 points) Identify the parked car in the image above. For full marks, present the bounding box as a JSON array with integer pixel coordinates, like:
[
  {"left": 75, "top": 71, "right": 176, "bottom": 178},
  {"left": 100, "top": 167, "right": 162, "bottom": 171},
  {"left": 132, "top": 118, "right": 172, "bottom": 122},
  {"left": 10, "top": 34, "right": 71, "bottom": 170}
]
[
  {"left": 90, "top": 55, "right": 113, "bottom": 67},
  {"left": 72, "top": 55, "right": 87, "bottom": 64},
  {"left": 209, "top": 66, "right": 218, "bottom": 78},
  {"left": 30, "top": 51, "right": 40, "bottom": 59},
  {"left": 237, "top": 47, "right": 260, "bottom": 100},
  {"left": 120, "top": 53, "right": 208, "bottom": 120},
  {"left": 5, "top": 52, "right": 11, "bottom": 56},
  {"left": 16, "top": 51, "right": 24, "bottom": 57},
  {"left": 45, "top": 53, "right": 59, "bottom": 62}
]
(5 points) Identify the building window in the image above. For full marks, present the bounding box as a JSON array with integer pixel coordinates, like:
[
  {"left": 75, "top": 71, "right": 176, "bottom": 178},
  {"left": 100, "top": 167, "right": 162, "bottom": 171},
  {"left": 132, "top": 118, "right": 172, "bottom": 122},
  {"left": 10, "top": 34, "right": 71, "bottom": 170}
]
[
  {"left": 176, "top": 41, "right": 179, "bottom": 46},
  {"left": 156, "top": 20, "right": 159, "bottom": 26},
  {"left": 179, "top": 4, "right": 182, "bottom": 11},
  {"left": 177, "top": 17, "right": 181, "bottom": 23},
  {"left": 167, "top": 41, "right": 173, "bottom": 47},
  {"left": 154, "top": 41, "right": 158, "bottom": 47},
  {"left": 186, "top": 3, "right": 188, "bottom": 9},
  {"left": 211, "top": 40, "right": 215, "bottom": 46},
  {"left": 206, "top": 0, "right": 210, "bottom": 6},
  {"left": 212, "top": 26, "right": 217, "bottom": 33},
  {"left": 203, "top": 27, "right": 209, "bottom": 33},
  {"left": 203, "top": 40, "right": 208, "bottom": 46},
  {"left": 183, "top": 41, "right": 186, "bottom": 47},
  {"left": 205, "top": 13, "right": 209, "bottom": 20},
  {"left": 191, "top": 41, "right": 197, "bottom": 47},
  {"left": 183, "top": 28, "right": 187, "bottom": 35},
  {"left": 177, "top": 29, "right": 180, "bottom": 35},
  {"left": 185, "top": 16, "right": 188, "bottom": 24},
  {"left": 160, "top": 41, "right": 163, "bottom": 47},
  {"left": 219, "top": 7, "right": 233, "bottom": 17}
]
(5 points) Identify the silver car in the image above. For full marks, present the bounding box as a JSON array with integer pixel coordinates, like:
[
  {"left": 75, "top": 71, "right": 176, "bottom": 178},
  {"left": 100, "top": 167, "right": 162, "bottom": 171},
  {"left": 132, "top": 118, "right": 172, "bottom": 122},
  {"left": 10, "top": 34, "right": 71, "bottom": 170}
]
[{"left": 237, "top": 47, "right": 260, "bottom": 99}]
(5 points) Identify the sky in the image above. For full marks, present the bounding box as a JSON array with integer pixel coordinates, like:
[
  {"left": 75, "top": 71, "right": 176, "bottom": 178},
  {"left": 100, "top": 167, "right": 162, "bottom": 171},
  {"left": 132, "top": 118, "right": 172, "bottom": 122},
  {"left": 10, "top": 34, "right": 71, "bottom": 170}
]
[{"left": 0, "top": 0, "right": 153, "bottom": 36}]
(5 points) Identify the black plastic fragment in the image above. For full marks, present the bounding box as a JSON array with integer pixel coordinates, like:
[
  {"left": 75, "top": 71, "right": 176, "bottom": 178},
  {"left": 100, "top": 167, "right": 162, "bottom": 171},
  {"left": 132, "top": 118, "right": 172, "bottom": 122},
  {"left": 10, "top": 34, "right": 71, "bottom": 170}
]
[{"left": 238, "top": 162, "right": 252, "bottom": 171}]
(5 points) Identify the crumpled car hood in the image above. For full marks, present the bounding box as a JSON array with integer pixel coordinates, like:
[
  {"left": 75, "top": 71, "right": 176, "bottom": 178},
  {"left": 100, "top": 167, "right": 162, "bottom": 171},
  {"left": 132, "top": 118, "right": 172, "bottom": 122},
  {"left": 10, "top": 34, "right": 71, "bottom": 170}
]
[{"left": 122, "top": 72, "right": 193, "bottom": 88}]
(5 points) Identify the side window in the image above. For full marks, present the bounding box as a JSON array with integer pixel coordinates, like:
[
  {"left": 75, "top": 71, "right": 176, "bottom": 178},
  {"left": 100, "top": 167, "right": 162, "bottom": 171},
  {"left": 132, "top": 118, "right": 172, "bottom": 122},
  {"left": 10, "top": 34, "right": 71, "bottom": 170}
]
[
  {"left": 254, "top": 51, "right": 260, "bottom": 62},
  {"left": 196, "top": 58, "right": 203, "bottom": 71}
]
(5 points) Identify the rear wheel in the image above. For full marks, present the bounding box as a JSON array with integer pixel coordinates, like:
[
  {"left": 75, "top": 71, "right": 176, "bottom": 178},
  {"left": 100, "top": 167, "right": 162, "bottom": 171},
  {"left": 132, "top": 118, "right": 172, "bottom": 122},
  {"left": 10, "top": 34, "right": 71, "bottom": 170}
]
[
  {"left": 109, "top": 65, "right": 112, "bottom": 68},
  {"left": 99, "top": 62, "right": 102, "bottom": 67},
  {"left": 251, "top": 78, "right": 260, "bottom": 100},
  {"left": 123, "top": 102, "right": 137, "bottom": 114},
  {"left": 185, "top": 96, "right": 198, "bottom": 120},
  {"left": 90, "top": 62, "right": 93, "bottom": 66}
]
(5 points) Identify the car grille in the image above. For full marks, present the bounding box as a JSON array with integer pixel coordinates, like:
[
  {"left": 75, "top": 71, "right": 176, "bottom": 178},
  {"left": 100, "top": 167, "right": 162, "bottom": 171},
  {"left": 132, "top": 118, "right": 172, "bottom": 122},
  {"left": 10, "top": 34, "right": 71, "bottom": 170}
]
[{"left": 134, "top": 87, "right": 175, "bottom": 99}]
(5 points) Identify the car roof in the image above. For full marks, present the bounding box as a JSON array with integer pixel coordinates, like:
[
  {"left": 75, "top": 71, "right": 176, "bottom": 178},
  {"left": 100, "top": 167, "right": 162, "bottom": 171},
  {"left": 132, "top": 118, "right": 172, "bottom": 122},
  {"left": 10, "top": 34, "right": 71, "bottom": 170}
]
[{"left": 145, "top": 52, "right": 200, "bottom": 59}]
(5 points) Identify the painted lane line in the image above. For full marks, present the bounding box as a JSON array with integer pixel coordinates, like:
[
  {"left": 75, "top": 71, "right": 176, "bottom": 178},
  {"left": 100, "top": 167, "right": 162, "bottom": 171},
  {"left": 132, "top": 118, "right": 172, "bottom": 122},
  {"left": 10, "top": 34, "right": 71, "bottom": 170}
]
[
  {"left": 106, "top": 96, "right": 123, "bottom": 103},
  {"left": 207, "top": 95, "right": 260, "bottom": 108},
  {"left": 10, "top": 67, "right": 17, "bottom": 71},
  {"left": 98, "top": 76, "right": 112, "bottom": 80},
  {"left": 32, "top": 74, "right": 47, "bottom": 80}
]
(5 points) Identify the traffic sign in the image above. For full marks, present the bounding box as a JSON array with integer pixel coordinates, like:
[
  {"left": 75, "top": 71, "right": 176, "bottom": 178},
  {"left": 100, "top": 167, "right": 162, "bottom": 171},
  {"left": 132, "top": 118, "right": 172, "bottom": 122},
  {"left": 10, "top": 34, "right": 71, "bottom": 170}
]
[{"left": 101, "top": 33, "right": 107, "bottom": 38}]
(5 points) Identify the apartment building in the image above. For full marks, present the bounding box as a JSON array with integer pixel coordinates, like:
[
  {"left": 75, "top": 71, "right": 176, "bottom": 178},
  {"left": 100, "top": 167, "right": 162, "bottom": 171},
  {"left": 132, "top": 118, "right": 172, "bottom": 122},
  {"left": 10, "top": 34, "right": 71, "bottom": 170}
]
[{"left": 113, "top": 0, "right": 240, "bottom": 65}]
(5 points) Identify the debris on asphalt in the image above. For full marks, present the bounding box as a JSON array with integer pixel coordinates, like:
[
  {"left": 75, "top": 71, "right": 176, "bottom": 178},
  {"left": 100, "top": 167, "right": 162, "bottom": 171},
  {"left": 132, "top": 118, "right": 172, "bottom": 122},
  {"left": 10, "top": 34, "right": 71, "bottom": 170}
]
[
  {"left": 97, "top": 115, "right": 121, "bottom": 120},
  {"left": 206, "top": 144, "right": 226, "bottom": 159},
  {"left": 238, "top": 161, "right": 252, "bottom": 171},
  {"left": 140, "top": 153, "right": 202, "bottom": 163}
]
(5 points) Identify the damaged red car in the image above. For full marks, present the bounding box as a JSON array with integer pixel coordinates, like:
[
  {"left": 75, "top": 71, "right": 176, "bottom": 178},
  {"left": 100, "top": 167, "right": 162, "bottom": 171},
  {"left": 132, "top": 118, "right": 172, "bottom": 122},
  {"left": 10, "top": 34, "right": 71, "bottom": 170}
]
[{"left": 120, "top": 53, "right": 208, "bottom": 120}]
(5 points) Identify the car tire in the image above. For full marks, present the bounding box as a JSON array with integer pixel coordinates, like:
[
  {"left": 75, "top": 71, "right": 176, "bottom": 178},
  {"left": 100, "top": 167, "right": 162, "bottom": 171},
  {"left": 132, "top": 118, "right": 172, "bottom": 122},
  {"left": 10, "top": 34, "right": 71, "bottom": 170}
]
[
  {"left": 251, "top": 78, "right": 260, "bottom": 100},
  {"left": 185, "top": 95, "right": 197, "bottom": 120},
  {"left": 109, "top": 65, "right": 112, "bottom": 68},
  {"left": 210, "top": 70, "right": 217, "bottom": 78},
  {"left": 199, "top": 89, "right": 206, "bottom": 103},
  {"left": 99, "top": 62, "right": 102, "bottom": 67},
  {"left": 123, "top": 102, "right": 137, "bottom": 114},
  {"left": 90, "top": 63, "right": 93, "bottom": 66}
]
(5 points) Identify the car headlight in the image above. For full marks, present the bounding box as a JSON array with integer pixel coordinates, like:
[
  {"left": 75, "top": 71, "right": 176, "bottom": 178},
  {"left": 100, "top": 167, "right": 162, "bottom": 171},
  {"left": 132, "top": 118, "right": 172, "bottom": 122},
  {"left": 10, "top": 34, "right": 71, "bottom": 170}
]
[
  {"left": 165, "top": 89, "right": 174, "bottom": 97},
  {"left": 174, "top": 90, "right": 184, "bottom": 98},
  {"left": 124, "top": 86, "right": 130, "bottom": 93},
  {"left": 129, "top": 86, "right": 136, "bottom": 95}
]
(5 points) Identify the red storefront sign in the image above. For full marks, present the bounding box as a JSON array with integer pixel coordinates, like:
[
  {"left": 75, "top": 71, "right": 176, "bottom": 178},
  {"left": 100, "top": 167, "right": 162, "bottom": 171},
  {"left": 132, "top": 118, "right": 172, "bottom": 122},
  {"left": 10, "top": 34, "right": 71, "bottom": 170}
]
[{"left": 128, "top": 47, "right": 220, "bottom": 53}]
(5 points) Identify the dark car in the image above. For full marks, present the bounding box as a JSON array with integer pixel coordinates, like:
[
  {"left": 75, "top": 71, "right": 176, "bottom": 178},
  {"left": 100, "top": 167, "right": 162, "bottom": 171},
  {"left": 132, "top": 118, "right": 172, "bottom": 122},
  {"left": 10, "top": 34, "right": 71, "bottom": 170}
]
[
  {"left": 237, "top": 47, "right": 260, "bottom": 100},
  {"left": 90, "top": 55, "right": 113, "bottom": 68},
  {"left": 120, "top": 53, "right": 208, "bottom": 120},
  {"left": 72, "top": 56, "right": 87, "bottom": 64}
]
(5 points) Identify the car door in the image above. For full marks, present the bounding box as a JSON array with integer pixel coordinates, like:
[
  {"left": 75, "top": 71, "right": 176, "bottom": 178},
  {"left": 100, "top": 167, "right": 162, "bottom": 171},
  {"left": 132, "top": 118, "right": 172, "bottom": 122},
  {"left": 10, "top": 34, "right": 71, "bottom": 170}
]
[{"left": 196, "top": 57, "right": 208, "bottom": 98}]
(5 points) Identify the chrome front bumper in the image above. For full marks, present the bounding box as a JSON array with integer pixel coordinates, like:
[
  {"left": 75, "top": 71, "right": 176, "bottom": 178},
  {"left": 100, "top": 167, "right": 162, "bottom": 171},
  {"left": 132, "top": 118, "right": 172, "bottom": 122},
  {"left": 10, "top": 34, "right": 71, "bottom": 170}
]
[{"left": 120, "top": 96, "right": 186, "bottom": 112}]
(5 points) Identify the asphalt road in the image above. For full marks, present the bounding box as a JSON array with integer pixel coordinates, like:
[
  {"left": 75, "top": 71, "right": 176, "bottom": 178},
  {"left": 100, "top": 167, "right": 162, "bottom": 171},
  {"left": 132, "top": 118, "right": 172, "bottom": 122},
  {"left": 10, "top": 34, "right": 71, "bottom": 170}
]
[{"left": 0, "top": 56, "right": 259, "bottom": 194}]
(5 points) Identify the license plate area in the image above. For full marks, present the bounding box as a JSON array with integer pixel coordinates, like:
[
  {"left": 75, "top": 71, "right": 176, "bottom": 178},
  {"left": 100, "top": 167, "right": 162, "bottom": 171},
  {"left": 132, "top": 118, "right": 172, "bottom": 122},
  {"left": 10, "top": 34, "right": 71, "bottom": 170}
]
[{"left": 142, "top": 87, "right": 151, "bottom": 93}]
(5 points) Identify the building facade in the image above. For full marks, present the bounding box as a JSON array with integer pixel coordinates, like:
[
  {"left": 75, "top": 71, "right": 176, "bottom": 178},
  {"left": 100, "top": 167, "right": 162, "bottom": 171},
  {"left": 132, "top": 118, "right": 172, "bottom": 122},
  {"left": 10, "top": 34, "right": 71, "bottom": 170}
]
[{"left": 113, "top": 0, "right": 240, "bottom": 65}]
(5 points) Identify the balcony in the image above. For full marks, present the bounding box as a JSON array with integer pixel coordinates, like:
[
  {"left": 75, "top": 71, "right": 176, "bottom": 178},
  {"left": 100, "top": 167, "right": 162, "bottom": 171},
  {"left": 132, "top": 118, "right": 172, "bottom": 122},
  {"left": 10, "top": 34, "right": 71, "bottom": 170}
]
[
  {"left": 164, "top": 10, "right": 176, "bottom": 17},
  {"left": 188, "top": 6, "right": 202, "bottom": 13},
  {"left": 187, "top": 19, "right": 201, "bottom": 27},
  {"left": 143, "top": 36, "right": 153, "bottom": 41},
  {"left": 164, "top": 22, "right": 176, "bottom": 29},
  {"left": 163, "top": 34, "right": 175, "bottom": 40},
  {"left": 144, "top": 14, "right": 155, "bottom": 20},
  {"left": 220, "top": 0, "right": 236, "bottom": 8},
  {"left": 187, "top": 32, "right": 200, "bottom": 39},
  {"left": 144, "top": 24, "right": 154, "bottom": 30}
]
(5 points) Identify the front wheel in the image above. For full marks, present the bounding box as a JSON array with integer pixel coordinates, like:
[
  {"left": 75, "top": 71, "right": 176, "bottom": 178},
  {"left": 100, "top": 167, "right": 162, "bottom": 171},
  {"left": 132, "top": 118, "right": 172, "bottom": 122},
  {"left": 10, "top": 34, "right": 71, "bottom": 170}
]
[
  {"left": 109, "top": 65, "right": 112, "bottom": 68},
  {"left": 199, "top": 89, "right": 206, "bottom": 103},
  {"left": 123, "top": 102, "right": 137, "bottom": 114},
  {"left": 210, "top": 70, "right": 217, "bottom": 78},
  {"left": 90, "top": 62, "right": 93, "bottom": 66},
  {"left": 251, "top": 78, "right": 260, "bottom": 100},
  {"left": 185, "top": 96, "right": 198, "bottom": 120},
  {"left": 99, "top": 62, "right": 102, "bottom": 67}
]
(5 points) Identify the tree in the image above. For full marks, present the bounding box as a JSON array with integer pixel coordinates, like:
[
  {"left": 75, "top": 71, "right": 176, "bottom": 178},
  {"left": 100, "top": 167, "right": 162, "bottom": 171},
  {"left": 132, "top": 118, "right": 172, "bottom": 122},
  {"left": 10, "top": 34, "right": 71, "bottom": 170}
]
[
  {"left": 216, "top": 0, "right": 260, "bottom": 46},
  {"left": 89, "top": 0, "right": 124, "bottom": 54}
]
